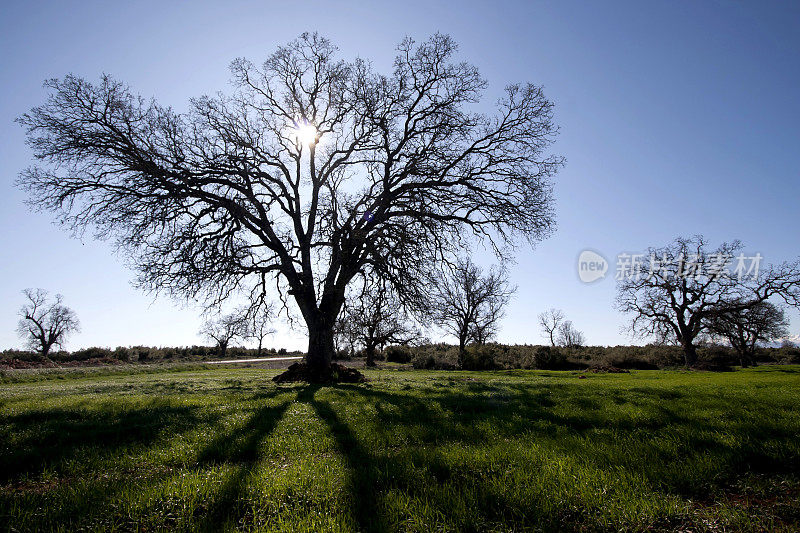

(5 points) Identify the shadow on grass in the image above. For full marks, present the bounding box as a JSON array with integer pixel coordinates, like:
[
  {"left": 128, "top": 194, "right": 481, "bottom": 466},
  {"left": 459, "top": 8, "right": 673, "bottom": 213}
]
[
  {"left": 0, "top": 402, "right": 214, "bottom": 481},
  {"left": 1, "top": 391, "right": 293, "bottom": 532},
  {"left": 191, "top": 397, "right": 293, "bottom": 531},
  {"left": 70, "top": 396, "right": 293, "bottom": 532},
  {"left": 300, "top": 384, "right": 587, "bottom": 531},
  {"left": 308, "top": 380, "right": 800, "bottom": 526},
  {"left": 6, "top": 375, "right": 800, "bottom": 531},
  {"left": 762, "top": 366, "right": 800, "bottom": 374},
  {"left": 298, "top": 385, "right": 388, "bottom": 532}
]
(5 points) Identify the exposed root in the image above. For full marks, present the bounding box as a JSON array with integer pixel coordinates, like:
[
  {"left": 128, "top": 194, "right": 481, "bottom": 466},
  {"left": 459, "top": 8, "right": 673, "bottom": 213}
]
[{"left": 272, "top": 362, "right": 367, "bottom": 383}]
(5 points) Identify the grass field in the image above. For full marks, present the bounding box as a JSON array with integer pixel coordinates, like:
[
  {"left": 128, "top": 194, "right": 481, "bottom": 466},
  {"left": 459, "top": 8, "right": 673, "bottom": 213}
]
[{"left": 1, "top": 366, "right": 800, "bottom": 532}]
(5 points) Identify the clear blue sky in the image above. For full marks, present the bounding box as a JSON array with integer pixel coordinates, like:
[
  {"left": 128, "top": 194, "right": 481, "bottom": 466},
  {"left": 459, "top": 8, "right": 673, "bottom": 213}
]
[{"left": 1, "top": 0, "right": 798, "bottom": 350}]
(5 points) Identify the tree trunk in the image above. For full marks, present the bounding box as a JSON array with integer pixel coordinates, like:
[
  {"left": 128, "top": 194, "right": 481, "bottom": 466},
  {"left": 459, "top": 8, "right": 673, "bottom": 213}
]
[
  {"left": 219, "top": 342, "right": 228, "bottom": 359},
  {"left": 740, "top": 349, "right": 756, "bottom": 368},
  {"left": 681, "top": 340, "right": 698, "bottom": 367},
  {"left": 365, "top": 343, "right": 377, "bottom": 367},
  {"left": 739, "top": 352, "right": 750, "bottom": 368},
  {"left": 257, "top": 340, "right": 263, "bottom": 358},
  {"left": 274, "top": 289, "right": 358, "bottom": 382},
  {"left": 306, "top": 318, "right": 336, "bottom": 378}
]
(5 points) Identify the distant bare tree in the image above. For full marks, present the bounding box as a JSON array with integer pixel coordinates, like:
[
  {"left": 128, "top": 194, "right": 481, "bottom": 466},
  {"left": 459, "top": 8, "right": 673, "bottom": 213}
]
[
  {"left": 17, "top": 33, "right": 560, "bottom": 381},
  {"left": 616, "top": 235, "right": 800, "bottom": 366},
  {"left": 709, "top": 301, "right": 789, "bottom": 367},
  {"left": 538, "top": 308, "right": 565, "bottom": 347},
  {"left": 339, "top": 279, "right": 418, "bottom": 366},
  {"left": 244, "top": 299, "right": 276, "bottom": 357},
  {"left": 16, "top": 288, "right": 80, "bottom": 359},
  {"left": 200, "top": 311, "right": 249, "bottom": 358},
  {"left": 428, "top": 258, "right": 515, "bottom": 368},
  {"left": 556, "top": 320, "right": 585, "bottom": 348},
  {"left": 333, "top": 312, "right": 360, "bottom": 359},
  {"left": 781, "top": 338, "right": 798, "bottom": 349}
]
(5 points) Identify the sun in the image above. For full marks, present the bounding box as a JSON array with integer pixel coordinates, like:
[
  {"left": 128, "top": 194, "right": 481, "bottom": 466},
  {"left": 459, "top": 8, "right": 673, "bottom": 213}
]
[{"left": 294, "top": 122, "right": 318, "bottom": 146}]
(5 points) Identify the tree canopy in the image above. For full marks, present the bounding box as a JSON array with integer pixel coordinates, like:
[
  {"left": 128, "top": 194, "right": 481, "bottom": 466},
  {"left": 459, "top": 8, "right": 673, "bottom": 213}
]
[{"left": 18, "top": 33, "right": 561, "bottom": 378}]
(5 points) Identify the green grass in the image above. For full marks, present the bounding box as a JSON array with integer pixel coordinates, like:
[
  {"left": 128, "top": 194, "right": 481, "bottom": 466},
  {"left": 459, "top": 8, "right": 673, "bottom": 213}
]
[{"left": 1, "top": 366, "right": 800, "bottom": 532}]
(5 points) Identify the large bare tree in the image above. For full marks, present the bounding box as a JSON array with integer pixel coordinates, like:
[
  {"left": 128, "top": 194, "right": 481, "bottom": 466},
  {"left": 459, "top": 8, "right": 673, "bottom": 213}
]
[
  {"left": 427, "top": 257, "right": 515, "bottom": 368},
  {"left": 17, "top": 33, "right": 561, "bottom": 380},
  {"left": 17, "top": 288, "right": 80, "bottom": 358},
  {"left": 616, "top": 235, "right": 800, "bottom": 366}
]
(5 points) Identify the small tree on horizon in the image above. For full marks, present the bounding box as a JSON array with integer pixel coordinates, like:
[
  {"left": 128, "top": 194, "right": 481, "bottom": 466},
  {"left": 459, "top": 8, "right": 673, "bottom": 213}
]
[
  {"left": 708, "top": 301, "right": 789, "bottom": 367},
  {"left": 244, "top": 299, "right": 276, "bottom": 357},
  {"left": 427, "top": 257, "right": 515, "bottom": 368},
  {"left": 16, "top": 288, "right": 80, "bottom": 359},
  {"left": 616, "top": 235, "right": 800, "bottom": 367},
  {"left": 338, "top": 278, "right": 419, "bottom": 367},
  {"left": 200, "top": 311, "right": 249, "bottom": 358},
  {"left": 538, "top": 308, "right": 565, "bottom": 347},
  {"left": 556, "top": 320, "right": 585, "bottom": 348}
]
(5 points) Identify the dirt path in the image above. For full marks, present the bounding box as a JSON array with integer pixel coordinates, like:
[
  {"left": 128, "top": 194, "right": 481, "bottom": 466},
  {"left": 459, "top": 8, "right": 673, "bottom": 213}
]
[{"left": 206, "top": 356, "right": 303, "bottom": 364}]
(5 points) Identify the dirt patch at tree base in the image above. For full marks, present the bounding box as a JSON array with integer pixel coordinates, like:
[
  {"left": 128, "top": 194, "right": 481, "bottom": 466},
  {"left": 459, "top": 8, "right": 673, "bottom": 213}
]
[{"left": 273, "top": 362, "right": 367, "bottom": 383}]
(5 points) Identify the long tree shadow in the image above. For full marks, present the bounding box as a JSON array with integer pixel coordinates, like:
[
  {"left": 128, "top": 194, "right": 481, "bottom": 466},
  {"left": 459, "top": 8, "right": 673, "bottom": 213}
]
[
  {"left": 324, "top": 382, "right": 800, "bottom": 501},
  {"left": 191, "top": 395, "right": 294, "bottom": 531},
  {"left": 1, "top": 404, "right": 216, "bottom": 531},
  {"left": 1, "top": 391, "right": 293, "bottom": 532},
  {"left": 300, "top": 384, "right": 592, "bottom": 531},
  {"left": 344, "top": 380, "right": 800, "bottom": 442},
  {"left": 196, "top": 399, "right": 291, "bottom": 465},
  {"left": 334, "top": 382, "right": 693, "bottom": 441},
  {"left": 298, "top": 385, "right": 389, "bottom": 532},
  {"left": 72, "top": 394, "right": 294, "bottom": 532},
  {"left": 0, "top": 402, "right": 215, "bottom": 482}
]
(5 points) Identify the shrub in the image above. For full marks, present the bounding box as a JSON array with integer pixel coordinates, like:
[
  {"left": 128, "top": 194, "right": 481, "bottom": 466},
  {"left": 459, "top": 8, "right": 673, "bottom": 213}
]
[
  {"left": 695, "top": 345, "right": 736, "bottom": 371},
  {"left": 596, "top": 347, "right": 660, "bottom": 370},
  {"left": 411, "top": 355, "right": 456, "bottom": 370},
  {"left": 411, "top": 343, "right": 458, "bottom": 370},
  {"left": 0, "top": 349, "right": 42, "bottom": 362},
  {"left": 462, "top": 345, "right": 500, "bottom": 370},
  {"left": 132, "top": 346, "right": 153, "bottom": 362},
  {"left": 768, "top": 345, "right": 800, "bottom": 364},
  {"left": 385, "top": 345, "right": 413, "bottom": 364},
  {"left": 65, "top": 347, "right": 113, "bottom": 361},
  {"left": 112, "top": 347, "right": 131, "bottom": 362},
  {"left": 333, "top": 349, "right": 352, "bottom": 361},
  {"left": 412, "top": 354, "right": 437, "bottom": 370},
  {"left": 533, "top": 346, "right": 567, "bottom": 369}
]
